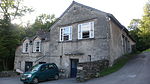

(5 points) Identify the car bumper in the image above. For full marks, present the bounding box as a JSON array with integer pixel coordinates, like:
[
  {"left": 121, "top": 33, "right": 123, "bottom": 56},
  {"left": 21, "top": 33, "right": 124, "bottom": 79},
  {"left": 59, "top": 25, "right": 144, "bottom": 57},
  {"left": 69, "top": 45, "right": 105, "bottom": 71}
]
[{"left": 20, "top": 77, "right": 33, "bottom": 83}]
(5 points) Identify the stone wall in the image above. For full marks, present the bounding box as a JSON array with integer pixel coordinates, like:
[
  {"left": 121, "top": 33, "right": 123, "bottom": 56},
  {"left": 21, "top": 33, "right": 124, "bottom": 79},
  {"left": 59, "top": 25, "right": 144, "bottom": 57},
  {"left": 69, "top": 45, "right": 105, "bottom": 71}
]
[
  {"left": 0, "top": 71, "right": 18, "bottom": 77},
  {"left": 109, "top": 20, "right": 135, "bottom": 64},
  {"left": 76, "top": 60, "right": 109, "bottom": 82},
  {"left": 14, "top": 41, "right": 50, "bottom": 72},
  {"left": 49, "top": 2, "right": 110, "bottom": 77}
]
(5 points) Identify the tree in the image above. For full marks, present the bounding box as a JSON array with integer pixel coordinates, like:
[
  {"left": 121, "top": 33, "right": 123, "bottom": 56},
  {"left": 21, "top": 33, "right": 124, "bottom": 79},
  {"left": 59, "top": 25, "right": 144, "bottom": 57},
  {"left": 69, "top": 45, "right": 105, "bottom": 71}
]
[
  {"left": 32, "top": 14, "right": 56, "bottom": 30},
  {"left": 0, "top": 0, "right": 33, "bottom": 70},
  {"left": 24, "top": 14, "right": 57, "bottom": 37},
  {"left": 138, "top": 1, "right": 150, "bottom": 50},
  {"left": 128, "top": 19, "right": 140, "bottom": 41},
  {"left": 0, "top": 19, "right": 20, "bottom": 70},
  {"left": 128, "top": 1, "right": 150, "bottom": 51},
  {"left": 128, "top": 19, "right": 140, "bottom": 31},
  {"left": 0, "top": 0, "right": 33, "bottom": 21}
]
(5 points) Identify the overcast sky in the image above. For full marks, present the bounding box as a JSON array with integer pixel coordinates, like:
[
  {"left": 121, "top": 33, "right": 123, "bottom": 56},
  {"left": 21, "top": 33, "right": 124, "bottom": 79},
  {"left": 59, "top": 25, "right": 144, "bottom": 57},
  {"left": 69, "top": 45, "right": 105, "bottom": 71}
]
[{"left": 15, "top": 0, "right": 148, "bottom": 27}]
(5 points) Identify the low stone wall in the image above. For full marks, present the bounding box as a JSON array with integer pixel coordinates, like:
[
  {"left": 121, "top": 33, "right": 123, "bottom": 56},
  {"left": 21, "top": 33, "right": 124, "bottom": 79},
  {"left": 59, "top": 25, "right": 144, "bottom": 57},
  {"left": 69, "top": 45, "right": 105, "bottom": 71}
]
[
  {"left": 0, "top": 71, "right": 18, "bottom": 77},
  {"left": 76, "top": 60, "right": 109, "bottom": 82}
]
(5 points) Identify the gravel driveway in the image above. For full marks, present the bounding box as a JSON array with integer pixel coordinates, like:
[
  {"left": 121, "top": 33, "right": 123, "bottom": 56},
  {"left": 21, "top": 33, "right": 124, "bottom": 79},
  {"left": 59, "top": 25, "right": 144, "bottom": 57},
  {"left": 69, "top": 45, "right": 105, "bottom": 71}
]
[{"left": 0, "top": 52, "right": 150, "bottom": 84}]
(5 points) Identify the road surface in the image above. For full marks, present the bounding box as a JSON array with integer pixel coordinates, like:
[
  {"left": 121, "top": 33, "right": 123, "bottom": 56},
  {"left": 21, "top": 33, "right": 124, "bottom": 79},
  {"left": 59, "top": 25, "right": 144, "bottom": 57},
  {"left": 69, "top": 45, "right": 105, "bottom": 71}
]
[{"left": 0, "top": 52, "right": 150, "bottom": 84}]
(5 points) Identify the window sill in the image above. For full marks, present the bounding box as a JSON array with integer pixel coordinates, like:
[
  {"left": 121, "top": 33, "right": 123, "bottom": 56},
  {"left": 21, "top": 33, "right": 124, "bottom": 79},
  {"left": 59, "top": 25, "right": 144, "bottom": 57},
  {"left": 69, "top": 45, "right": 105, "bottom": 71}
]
[
  {"left": 22, "top": 52, "right": 29, "bottom": 54},
  {"left": 58, "top": 38, "right": 95, "bottom": 43},
  {"left": 32, "top": 52, "right": 42, "bottom": 53},
  {"left": 78, "top": 38, "right": 95, "bottom": 41},
  {"left": 58, "top": 40, "right": 73, "bottom": 43}
]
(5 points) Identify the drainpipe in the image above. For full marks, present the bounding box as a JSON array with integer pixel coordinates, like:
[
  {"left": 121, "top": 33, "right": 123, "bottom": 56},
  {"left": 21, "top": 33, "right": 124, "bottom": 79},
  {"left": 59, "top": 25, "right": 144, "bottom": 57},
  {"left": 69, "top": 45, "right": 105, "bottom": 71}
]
[
  {"left": 105, "top": 16, "right": 111, "bottom": 65},
  {"left": 60, "top": 41, "right": 63, "bottom": 68}
]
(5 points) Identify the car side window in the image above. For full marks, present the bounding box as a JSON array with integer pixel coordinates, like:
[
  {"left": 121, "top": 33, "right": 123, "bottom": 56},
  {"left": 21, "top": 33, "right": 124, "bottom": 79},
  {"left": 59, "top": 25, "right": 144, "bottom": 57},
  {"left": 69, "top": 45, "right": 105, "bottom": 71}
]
[
  {"left": 40, "top": 65, "right": 46, "bottom": 71},
  {"left": 45, "top": 65, "right": 49, "bottom": 70},
  {"left": 48, "top": 64, "right": 54, "bottom": 69}
]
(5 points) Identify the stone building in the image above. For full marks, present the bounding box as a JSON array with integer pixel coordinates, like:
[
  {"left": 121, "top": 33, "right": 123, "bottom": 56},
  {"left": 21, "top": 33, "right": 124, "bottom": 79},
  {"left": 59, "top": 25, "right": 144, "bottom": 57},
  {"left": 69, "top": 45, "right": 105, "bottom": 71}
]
[
  {"left": 14, "top": 1, "right": 135, "bottom": 78},
  {"left": 14, "top": 31, "right": 50, "bottom": 72}
]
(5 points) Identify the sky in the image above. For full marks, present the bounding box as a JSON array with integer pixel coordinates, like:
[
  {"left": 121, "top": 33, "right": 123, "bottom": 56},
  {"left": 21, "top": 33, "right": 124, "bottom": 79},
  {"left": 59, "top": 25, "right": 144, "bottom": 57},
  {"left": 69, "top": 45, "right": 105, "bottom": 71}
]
[{"left": 15, "top": 0, "right": 148, "bottom": 27}]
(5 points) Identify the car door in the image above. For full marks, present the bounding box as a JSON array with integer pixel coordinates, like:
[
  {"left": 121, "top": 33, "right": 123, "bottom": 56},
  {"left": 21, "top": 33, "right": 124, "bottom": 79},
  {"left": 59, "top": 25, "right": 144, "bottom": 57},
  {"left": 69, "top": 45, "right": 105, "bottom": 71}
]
[
  {"left": 38, "top": 65, "right": 49, "bottom": 81},
  {"left": 47, "top": 64, "right": 56, "bottom": 78}
]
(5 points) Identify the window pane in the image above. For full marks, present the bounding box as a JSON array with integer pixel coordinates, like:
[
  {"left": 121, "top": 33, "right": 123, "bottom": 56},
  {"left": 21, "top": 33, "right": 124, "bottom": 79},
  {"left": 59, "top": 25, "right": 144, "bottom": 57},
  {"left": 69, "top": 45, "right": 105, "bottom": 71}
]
[
  {"left": 36, "top": 42, "right": 39, "bottom": 47},
  {"left": 64, "top": 27, "right": 70, "bottom": 34},
  {"left": 82, "top": 31, "right": 89, "bottom": 38},
  {"left": 63, "top": 27, "right": 70, "bottom": 41},
  {"left": 36, "top": 42, "right": 40, "bottom": 52},
  {"left": 81, "top": 22, "right": 90, "bottom": 38},
  {"left": 64, "top": 35, "right": 69, "bottom": 40},
  {"left": 25, "top": 43, "right": 28, "bottom": 52},
  {"left": 82, "top": 23, "right": 90, "bottom": 32},
  {"left": 60, "top": 26, "right": 72, "bottom": 41},
  {"left": 78, "top": 21, "right": 94, "bottom": 39},
  {"left": 60, "top": 28, "right": 63, "bottom": 41}
]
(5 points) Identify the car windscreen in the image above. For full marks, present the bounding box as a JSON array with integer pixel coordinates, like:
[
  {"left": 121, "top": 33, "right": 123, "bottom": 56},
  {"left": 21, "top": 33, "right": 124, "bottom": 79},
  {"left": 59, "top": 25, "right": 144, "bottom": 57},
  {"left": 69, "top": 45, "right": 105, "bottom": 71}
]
[{"left": 29, "top": 64, "right": 42, "bottom": 72}]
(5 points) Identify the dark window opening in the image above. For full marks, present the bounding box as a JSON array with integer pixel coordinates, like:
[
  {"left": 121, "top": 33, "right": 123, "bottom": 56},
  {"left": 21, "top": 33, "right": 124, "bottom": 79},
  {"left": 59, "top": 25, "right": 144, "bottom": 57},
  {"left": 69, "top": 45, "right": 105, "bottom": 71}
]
[
  {"left": 39, "top": 62, "right": 46, "bottom": 64},
  {"left": 36, "top": 47, "right": 39, "bottom": 52},
  {"left": 36, "top": 42, "right": 40, "bottom": 52},
  {"left": 64, "top": 35, "right": 69, "bottom": 40},
  {"left": 25, "top": 43, "right": 28, "bottom": 52},
  {"left": 60, "top": 29, "right": 63, "bottom": 41},
  {"left": 82, "top": 31, "right": 89, "bottom": 38}
]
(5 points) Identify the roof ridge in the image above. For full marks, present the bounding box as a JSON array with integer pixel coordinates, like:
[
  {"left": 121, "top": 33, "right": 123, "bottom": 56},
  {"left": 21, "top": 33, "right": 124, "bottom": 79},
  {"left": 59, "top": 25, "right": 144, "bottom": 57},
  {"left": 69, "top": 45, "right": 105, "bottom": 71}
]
[
  {"left": 49, "top": 1, "right": 108, "bottom": 30},
  {"left": 72, "top": 1, "right": 107, "bottom": 14},
  {"left": 48, "top": 1, "right": 135, "bottom": 42}
]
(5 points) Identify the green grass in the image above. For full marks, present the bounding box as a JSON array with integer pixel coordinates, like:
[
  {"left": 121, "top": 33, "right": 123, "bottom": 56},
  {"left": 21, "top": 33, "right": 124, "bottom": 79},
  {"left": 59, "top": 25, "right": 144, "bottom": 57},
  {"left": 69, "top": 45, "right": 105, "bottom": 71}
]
[
  {"left": 100, "top": 53, "right": 139, "bottom": 77},
  {"left": 143, "top": 48, "right": 150, "bottom": 52}
]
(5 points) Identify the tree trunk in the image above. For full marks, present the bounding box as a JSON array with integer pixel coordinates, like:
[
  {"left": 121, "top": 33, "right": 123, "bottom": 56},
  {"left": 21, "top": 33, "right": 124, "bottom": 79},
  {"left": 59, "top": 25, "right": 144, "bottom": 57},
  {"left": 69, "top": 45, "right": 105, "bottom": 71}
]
[
  {"left": 2, "top": 59, "right": 8, "bottom": 71},
  {"left": 2, "top": 60, "right": 6, "bottom": 70},
  {"left": 5, "top": 59, "right": 8, "bottom": 70}
]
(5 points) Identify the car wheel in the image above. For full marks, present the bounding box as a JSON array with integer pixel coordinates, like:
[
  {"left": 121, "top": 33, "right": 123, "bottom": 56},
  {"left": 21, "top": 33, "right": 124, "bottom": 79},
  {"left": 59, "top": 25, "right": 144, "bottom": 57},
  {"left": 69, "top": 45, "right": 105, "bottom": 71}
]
[
  {"left": 54, "top": 75, "right": 59, "bottom": 80},
  {"left": 33, "top": 78, "right": 38, "bottom": 84}
]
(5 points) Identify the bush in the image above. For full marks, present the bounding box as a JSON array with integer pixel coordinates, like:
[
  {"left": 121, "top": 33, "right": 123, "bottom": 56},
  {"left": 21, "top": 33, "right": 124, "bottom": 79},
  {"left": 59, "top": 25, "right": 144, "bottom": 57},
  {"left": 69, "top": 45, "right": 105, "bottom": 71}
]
[{"left": 143, "top": 48, "right": 150, "bottom": 52}]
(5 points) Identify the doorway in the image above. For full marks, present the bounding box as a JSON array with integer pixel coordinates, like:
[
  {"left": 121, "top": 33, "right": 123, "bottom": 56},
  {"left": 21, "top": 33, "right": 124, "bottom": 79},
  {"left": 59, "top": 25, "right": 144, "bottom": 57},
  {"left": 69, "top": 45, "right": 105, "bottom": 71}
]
[
  {"left": 70, "top": 59, "right": 79, "bottom": 78},
  {"left": 25, "top": 61, "right": 33, "bottom": 72}
]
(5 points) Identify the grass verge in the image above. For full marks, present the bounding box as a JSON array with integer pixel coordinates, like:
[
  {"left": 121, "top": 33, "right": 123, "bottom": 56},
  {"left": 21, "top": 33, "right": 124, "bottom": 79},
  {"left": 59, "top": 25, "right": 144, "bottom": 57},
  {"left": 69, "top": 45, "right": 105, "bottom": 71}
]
[
  {"left": 100, "top": 52, "right": 139, "bottom": 77},
  {"left": 143, "top": 48, "right": 150, "bottom": 52}
]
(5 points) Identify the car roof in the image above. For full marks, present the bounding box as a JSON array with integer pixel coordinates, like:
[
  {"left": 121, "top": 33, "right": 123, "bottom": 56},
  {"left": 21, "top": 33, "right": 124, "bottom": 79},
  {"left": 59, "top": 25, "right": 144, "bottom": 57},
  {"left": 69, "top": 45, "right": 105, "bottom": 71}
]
[{"left": 41, "top": 63, "right": 56, "bottom": 66}]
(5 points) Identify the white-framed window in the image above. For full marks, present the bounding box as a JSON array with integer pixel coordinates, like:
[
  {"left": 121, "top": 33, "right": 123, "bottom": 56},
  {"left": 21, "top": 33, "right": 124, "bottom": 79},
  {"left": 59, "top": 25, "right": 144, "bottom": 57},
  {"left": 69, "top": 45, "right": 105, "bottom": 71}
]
[
  {"left": 78, "top": 21, "right": 94, "bottom": 39},
  {"left": 22, "top": 41, "right": 29, "bottom": 53},
  {"left": 25, "top": 43, "right": 29, "bottom": 52},
  {"left": 36, "top": 42, "right": 40, "bottom": 52},
  {"left": 60, "top": 26, "right": 72, "bottom": 41},
  {"left": 33, "top": 41, "right": 41, "bottom": 52}
]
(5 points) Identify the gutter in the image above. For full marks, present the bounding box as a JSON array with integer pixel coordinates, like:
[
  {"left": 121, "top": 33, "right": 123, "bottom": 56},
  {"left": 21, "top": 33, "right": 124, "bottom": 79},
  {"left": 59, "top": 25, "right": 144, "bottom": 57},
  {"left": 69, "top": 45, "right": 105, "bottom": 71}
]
[{"left": 106, "top": 13, "right": 136, "bottom": 43}]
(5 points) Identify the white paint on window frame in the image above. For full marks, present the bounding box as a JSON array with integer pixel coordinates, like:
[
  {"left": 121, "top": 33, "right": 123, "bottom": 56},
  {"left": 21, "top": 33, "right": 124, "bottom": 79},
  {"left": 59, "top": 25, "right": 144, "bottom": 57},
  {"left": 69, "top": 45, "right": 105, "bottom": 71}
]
[
  {"left": 22, "top": 39, "right": 30, "bottom": 53},
  {"left": 59, "top": 26, "right": 72, "bottom": 41},
  {"left": 33, "top": 37, "right": 41, "bottom": 52},
  {"left": 78, "top": 21, "right": 94, "bottom": 39}
]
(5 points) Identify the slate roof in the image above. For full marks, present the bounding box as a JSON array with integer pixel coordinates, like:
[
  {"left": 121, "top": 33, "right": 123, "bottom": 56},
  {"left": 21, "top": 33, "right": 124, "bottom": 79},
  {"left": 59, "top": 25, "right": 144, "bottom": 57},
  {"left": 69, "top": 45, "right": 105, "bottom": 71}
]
[
  {"left": 33, "top": 30, "right": 50, "bottom": 41},
  {"left": 23, "top": 30, "right": 50, "bottom": 43}
]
